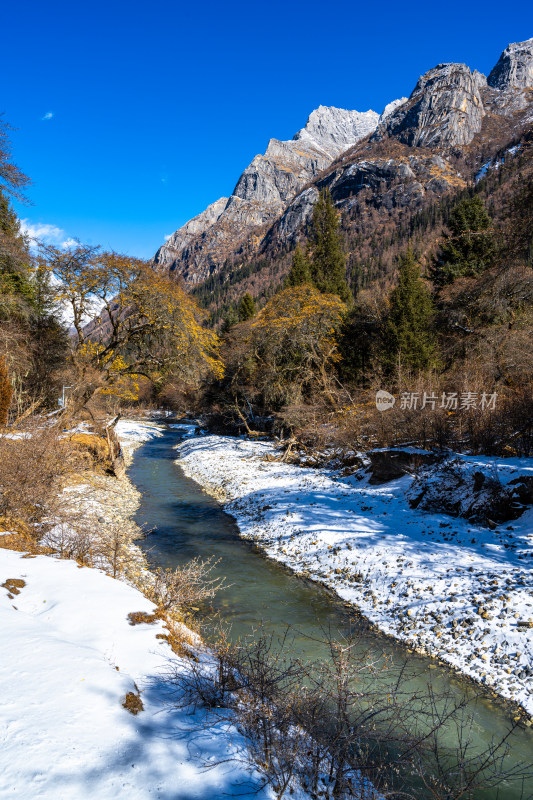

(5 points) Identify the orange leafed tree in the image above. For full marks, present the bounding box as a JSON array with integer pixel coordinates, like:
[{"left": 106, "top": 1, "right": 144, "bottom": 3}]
[
  {"left": 248, "top": 285, "right": 347, "bottom": 408},
  {"left": 38, "top": 244, "right": 223, "bottom": 412}
]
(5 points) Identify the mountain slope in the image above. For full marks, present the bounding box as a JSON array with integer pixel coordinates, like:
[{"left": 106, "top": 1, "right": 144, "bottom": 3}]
[{"left": 154, "top": 105, "right": 385, "bottom": 284}]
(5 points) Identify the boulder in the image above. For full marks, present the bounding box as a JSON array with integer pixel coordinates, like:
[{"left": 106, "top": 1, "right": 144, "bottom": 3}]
[{"left": 368, "top": 448, "right": 440, "bottom": 484}]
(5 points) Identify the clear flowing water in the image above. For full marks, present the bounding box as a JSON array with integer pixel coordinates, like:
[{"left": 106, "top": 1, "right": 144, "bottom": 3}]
[{"left": 129, "top": 426, "right": 533, "bottom": 799}]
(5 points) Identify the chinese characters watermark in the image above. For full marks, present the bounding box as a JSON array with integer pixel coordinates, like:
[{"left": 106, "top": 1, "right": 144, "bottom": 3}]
[{"left": 376, "top": 390, "right": 498, "bottom": 412}]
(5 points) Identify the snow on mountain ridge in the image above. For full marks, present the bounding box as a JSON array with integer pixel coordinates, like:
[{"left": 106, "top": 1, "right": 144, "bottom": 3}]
[{"left": 292, "top": 104, "right": 379, "bottom": 157}]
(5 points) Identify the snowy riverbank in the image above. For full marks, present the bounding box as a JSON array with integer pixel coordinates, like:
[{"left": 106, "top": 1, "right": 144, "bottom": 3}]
[
  {"left": 177, "top": 434, "right": 533, "bottom": 718},
  {"left": 0, "top": 420, "right": 275, "bottom": 800}
]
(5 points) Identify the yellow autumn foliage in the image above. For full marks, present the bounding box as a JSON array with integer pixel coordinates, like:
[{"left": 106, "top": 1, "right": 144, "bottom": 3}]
[
  {"left": 247, "top": 285, "right": 347, "bottom": 407},
  {"left": 252, "top": 284, "right": 346, "bottom": 350},
  {"left": 38, "top": 245, "right": 224, "bottom": 406}
]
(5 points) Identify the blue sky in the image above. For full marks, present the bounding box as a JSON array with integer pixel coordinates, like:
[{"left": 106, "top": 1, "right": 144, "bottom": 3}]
[{"left": 3, "top": 0, "right": 532, "bottom": 258}]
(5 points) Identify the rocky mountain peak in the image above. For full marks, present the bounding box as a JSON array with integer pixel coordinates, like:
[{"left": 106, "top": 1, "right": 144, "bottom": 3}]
[
  {"left": 156, "top": 197, "right": 229, "bottom": 270},
  {"left": 154, "top": 38, "right": 533, "bottom": 298},
  {"left": 292, "top": 105, "right": 379, "bottom": 158},
  {"left": 488, "top": 37, "right": 533, "bottom": 90},
  {"left": 374, "top": 62, "right": 485, "bottom": 148}
]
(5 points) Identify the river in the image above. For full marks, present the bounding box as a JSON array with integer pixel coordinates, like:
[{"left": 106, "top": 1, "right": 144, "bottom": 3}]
[{"left": 128, "top": 425, "right": 533, "bottom": 799}]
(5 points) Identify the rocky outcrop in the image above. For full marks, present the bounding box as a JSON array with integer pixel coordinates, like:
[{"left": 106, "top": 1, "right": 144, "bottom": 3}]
[
  {"left": 378, "top": 97, "right": 408, "bottom": 124},
  {"left": 488, "top": 37, "right": 533, "bottom": 89},
  {"left": 368, "top": 448, "right": 441, "bottom": 484},
  {"left": 292, "top": 105, "right": 379, "bottom": 157},
  {"left": 408, "top": 460, "right": 533, "bottom": 523},
  {"left": 263, "top": 149, "right": 467, "bottom": 253},
  {"left": 373, "top": 63, "right": 486, "bottom": 148},
  {"left": 156, "top": 197, "right": 228, "bottom": 270},
  {"left": 329, "top": 153, "right": 465, "bottom": 204}
]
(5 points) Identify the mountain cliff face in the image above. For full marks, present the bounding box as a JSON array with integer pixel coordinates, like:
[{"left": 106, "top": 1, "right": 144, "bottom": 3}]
[
  {"left": 373, "top": 63, "right": 486, "bottom": 148},
  {"left": 155, "top": 38, "right": 533, "bottom": 302}
]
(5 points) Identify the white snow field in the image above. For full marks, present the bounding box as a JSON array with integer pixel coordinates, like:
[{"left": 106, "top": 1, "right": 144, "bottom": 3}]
[
  {"left": 0, "top": 548, "right": 274, "bottom": 800},
  {"left": 177, "top": 435, "right": 533, "bottom": 717}
]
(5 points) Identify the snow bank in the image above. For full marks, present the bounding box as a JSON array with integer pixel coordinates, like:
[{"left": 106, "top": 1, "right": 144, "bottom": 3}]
[
  {"left": 0, "top": 419, "right": 274, "bottom": 799},
  {"left": 177, "top": 435, "right": 533, "bottom": 717},
  {"left": 0, "top": 548, "right": 271, "bottom": 799},
  {"left": 115, "top": 419, "right": 163, "bottom": 466}
]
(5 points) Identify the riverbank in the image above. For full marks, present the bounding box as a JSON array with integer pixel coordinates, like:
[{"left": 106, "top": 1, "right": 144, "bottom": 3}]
[
  {"left": 176, "top": 433, "right": 533, "bottom": 719},
  {"left": 0, "top": 420, "right": 276, "bottom": 800}
]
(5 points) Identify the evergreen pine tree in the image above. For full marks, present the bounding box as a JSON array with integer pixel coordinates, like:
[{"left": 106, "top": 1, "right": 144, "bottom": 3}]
[
  {"left": 383, "top": 248, "right": 438, "bottom": 373},
  {"left": 285, "top": 244, "right": 311, "bottom": 287},
  {"left": 0, "top": 190, "right": 21, "bottom": 237},
  {"left": 220, "top": 306, "right": 239, "bottom": 334},
  {"left": 308, "top": 188, "right": 352, "bottom": 303},
  {"left": 0, "top": 189, "right": 35, "bottom": 314},
  {"left": 238, "top": 292, "right": 256, "bottom": 321},
  {"left": 506, "top": 177, "right": 533, "bottom": 266},
  {"left": 432, "top": 196, "right": 494, "bottom": 285}
]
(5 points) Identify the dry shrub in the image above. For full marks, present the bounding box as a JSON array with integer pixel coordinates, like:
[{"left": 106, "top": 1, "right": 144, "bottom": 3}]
[
  {"left": 158, "top": 380, "right": 198, "bottom": 414},
  {"left": 0, "top": 356, "right": 13, "bottom": 427},
  {"left": 324, "top": 371, "right": 533, "bottom": 457},
  {"left": 149, "top": 557, "right": 225, "bottom": 617},
  {"left": 41, "top": 519, "right": 96, "bottom": 565},
  {"left": 95, "top": 521, "right": 138, "bottom": 577},
  {"left": 156, "top": 619, "right": 200, "bottom": 660},
  {"left": 167, "top": 627, "right": 530, "bottom": 800},
  {"left": 0, "top": 423, "right": 84, "bottom": 530}
]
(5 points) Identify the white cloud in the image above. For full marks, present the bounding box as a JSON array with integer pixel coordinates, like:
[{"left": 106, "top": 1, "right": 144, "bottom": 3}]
[
  {"left": 19, "top": 222, "right": 100, "bottom": 328},
  {"left": 41, "top": 111, "right": 54, "bottom": 121},
  {"left": 20, "top": 220, "right": 77, "bottom": 251},
  {"left": 164, "top": 234, "right": 172, "bottom": 241}
]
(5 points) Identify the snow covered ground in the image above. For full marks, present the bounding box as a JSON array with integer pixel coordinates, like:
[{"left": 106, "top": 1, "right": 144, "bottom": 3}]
[
  {"left": 177, "top": 435, "right": 533, "bottom": 718},
  {"left": 0, "top": 548, "right": 273, "bottom": 800},
  {"left": 0, "top": 420, "right": 276, "bottom": 800}
]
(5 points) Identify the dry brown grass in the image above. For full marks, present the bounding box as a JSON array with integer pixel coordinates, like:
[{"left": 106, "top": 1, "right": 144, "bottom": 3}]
[
  {"left": 127, "top": 611, "right": 159, "bottom": 626},
  {"left": 1, "top": 577, "right": 26, "bottom": 595},
  {"left": 68, "top": 432, "right": 112, "bottom": 471},
  {"left": 156, "top": 618, "right": 200, "bottom": 660},
  {"left": 122, "top": 690, "right": 143, "bottom": 715}
]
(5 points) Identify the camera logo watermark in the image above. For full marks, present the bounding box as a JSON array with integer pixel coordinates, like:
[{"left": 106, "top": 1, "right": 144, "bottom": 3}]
[{"left": 376, "top": 390, "right": 498, "bottom": 412}]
